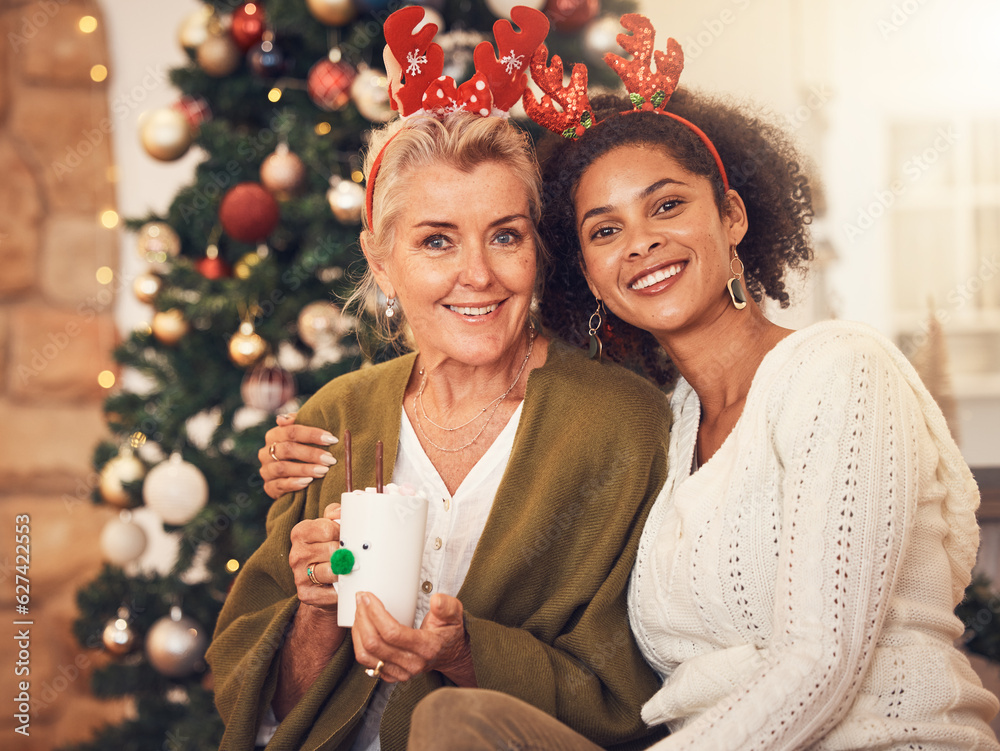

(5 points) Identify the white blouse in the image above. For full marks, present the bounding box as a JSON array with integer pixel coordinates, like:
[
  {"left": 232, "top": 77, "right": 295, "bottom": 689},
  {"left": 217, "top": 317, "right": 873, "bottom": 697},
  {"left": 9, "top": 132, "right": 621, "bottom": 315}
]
[
  {"left": 628, "top": 321, "right": 999, "bottom": 750},
  {"left": 350, "top": 402, "right": 523, "bottom": 751}
]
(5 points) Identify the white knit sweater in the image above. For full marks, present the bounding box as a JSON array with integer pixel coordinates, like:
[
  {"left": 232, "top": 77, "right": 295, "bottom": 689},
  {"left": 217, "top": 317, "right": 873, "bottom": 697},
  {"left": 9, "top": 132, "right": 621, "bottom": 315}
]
[{"left": 628, "top": 320, "right": 1000, "bottom": 750}]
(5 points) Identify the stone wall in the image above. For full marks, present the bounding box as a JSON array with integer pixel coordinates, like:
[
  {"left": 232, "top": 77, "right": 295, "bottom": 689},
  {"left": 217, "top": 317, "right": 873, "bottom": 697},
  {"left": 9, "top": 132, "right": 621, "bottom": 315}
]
[{"left": 0, "top": 0, "right": 128, "bottom": 747}]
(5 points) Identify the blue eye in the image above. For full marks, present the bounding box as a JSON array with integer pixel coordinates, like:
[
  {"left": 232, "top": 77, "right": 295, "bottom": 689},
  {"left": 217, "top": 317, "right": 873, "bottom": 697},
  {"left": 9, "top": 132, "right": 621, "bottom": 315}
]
[{"left": 494, "top": 230, "right": 519, "bottom": 245}]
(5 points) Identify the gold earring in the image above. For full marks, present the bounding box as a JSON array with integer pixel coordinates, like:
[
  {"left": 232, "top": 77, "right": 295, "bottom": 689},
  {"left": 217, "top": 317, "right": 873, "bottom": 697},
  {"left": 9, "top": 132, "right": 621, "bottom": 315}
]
[
  {"left": 727, "top": 247, "right": 747, "bottom": 310},
  {"left": 588, "top": 300, "right": 604, "bottom": 361}
]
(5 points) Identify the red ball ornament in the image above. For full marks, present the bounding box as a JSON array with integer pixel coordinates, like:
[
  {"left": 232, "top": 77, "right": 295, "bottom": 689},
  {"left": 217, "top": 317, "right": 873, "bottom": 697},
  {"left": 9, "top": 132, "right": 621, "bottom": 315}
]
[
  {"left": 308, "top": 58, "right": 356, "bottom": 111},
  {"left": 172, "top": 96, "right": 212, "bottom": 132},
  {"left": 231, "top": 2, "right": 267, "bottom": 51},
  {"left": 544, "top": 0, "right": 599, "bottom": 31},
  {"left": 219, "top": 183, "right": 280, "bottom": 243},
  {"left": 195, "top": 255, "right": 231, "bottom": 280},
  {"left": 241, "top": 359, "right": 296, "bottom": 412}
]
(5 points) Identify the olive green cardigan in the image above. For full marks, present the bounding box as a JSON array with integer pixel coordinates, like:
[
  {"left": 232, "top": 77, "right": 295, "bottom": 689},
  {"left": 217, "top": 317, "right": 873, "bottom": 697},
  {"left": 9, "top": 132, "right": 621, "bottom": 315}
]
[{"left": 207, "top": 339, "right": 671, "bottom": 751}]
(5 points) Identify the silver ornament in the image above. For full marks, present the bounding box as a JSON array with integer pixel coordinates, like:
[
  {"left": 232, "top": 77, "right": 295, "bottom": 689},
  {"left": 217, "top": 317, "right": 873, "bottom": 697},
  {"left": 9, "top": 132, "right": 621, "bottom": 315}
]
[
  {"left": 142, "top": 453, "right": 208, "bottom": 525},
  {"left": 100, "top": 512, "right": 148, "bottom": 566},
  {"left": 146, "top": 606, "right": 208, "bottom": 677}
]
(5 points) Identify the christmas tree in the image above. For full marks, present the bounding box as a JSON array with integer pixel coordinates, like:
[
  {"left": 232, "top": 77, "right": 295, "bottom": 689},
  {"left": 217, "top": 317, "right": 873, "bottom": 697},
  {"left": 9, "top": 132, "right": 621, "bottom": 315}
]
[{"left": 62, "top": 1, "right": 633, "bottom": 749}]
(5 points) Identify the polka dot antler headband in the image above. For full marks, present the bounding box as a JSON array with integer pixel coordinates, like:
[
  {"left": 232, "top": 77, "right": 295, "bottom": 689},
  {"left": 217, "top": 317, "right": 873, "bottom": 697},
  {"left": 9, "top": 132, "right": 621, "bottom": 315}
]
[
  {"left": 523, "top": 13, "right": 729, "bottom": 191},
  {"left": 364, "top": 5, "right": 551, "bottom": 230}
]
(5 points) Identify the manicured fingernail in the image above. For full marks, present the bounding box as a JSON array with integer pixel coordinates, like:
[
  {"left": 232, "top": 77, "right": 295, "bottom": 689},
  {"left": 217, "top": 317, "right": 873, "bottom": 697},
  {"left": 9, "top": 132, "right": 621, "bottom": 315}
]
[
  {"left": 278, "top": 413, "right": 291, "bottom": 419},
  {"left": 357, "top": 592, "right": 370, "bottom": 606},
  {"left": 321, "top": 433, "right": 337, "bottom": 444},
  {"left": 312, "top": 465, "right": 330, "bottom": 477},
  {"left": 294, "top": 477, "right": 313, "bottom": 487},
  {"left": 319, "top": 454, "right": 337, "bottom": 466}
]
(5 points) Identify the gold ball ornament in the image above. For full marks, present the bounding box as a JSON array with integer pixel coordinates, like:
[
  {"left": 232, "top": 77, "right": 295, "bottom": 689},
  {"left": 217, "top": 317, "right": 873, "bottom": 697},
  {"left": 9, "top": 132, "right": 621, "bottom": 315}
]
[
  {"left": 152, "top": 309, "right": 190, "bottom": 346},
  {"left": 197, "top": 30, "right": 242, "bottom": 77},
  {"left": 136, "top": 221, "right": 181, "bottom": 269},
  {"left": 298, "top": 301, "right": 352, "bottom": 348},
  {"left": 229, "top": 320, "right": 268, "bottom": 367},
  {"left": 327, "top": 178, "right": 365, "bottom": 225},
  {"left": 260, "top": 143, "right": 306, "bottom": 200},
  {"left": 146, "top": 606, "right": 208, "bottom": 677},
  {"left": 139, "top": 108, "right": 193, "bottom": 162},
  {"left": 99, "top": 453, "right": 147, "bottom": 507},
  {"left": 133, "top": 272, "right": 162, "bottom": 304},
  {"left": 102, "top": 614, "right": 137, "bottom": 656},
  {"left": 178, "top": 5, "right": 215, "bottom": 51},
  {"left": 306, "top": 0, "right": 358, "bottom": 26},
  {"left": 350, "top": 65, "right": 394, "bottom": 122}
]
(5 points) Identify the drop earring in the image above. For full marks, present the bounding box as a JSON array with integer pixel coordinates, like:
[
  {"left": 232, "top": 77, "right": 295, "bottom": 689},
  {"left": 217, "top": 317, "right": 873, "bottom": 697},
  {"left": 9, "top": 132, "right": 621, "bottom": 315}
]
[
  {"left": 385, "top": 297, "right": 396, "bottom": 318},
  {"left": 588, "top": 299, "right": 604, "bottom": 361},
  {"left": 727, "top": 247, "right": 747, "bottom": 310}
]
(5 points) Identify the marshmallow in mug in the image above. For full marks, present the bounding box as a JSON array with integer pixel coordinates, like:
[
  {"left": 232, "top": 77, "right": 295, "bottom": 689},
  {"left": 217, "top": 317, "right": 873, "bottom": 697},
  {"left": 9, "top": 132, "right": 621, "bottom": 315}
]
[{"left": 332, "top": 483, "right": 430, "bottom": 628}]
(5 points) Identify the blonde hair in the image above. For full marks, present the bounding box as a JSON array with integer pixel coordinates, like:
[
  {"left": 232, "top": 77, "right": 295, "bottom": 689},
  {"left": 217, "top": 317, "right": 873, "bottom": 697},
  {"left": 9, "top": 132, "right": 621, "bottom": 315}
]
[{"left": 347, "top": 113, "right": 546, "bottom": 347}]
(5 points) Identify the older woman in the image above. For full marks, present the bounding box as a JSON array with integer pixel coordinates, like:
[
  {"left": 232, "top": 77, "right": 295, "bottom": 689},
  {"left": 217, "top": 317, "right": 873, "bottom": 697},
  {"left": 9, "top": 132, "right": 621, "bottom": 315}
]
[
  {"left": 206, "top": 112, "right": 672, "bottom": 751},
  {"left": 405, "top": 51, "right": 1000, "bottom": 750}
]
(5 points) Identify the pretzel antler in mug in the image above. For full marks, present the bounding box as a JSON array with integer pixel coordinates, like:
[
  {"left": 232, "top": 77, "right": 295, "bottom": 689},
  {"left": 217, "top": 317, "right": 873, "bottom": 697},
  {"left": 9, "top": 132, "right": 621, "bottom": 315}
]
[
  {"left": 383, "top": 5, "right": 445, "bottom": 116},
  {"left": 522, "top": 45, "right": 593, "bottom": 139},
  {"left": 474, "top": 6, "right": 550, "bottom": 114},
  {"left": 603, "top": 13, "right": 683, "bottom": 110}
]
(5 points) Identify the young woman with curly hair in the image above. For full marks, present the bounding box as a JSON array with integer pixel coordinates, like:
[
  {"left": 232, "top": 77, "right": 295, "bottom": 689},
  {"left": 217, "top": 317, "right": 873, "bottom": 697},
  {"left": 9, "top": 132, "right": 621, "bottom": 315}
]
[{"left": 407, "top": 85, "right": 1000, "bottom": 750}]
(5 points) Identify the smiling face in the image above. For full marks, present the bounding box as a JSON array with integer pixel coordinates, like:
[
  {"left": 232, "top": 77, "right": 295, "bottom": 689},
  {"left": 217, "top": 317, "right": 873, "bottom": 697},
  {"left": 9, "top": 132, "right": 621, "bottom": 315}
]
[
  {"left": 574, "top": 144, "right": 748, "bottom": 339},
  {"left": 366, "top": 159, "right": 538, "bottom": 367}
]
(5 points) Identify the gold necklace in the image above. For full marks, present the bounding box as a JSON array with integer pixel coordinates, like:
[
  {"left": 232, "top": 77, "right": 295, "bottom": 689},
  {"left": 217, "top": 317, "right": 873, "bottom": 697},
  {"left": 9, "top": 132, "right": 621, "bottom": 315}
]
[{"left": 412, "top": 327, "right": 536, "bottom": 453}]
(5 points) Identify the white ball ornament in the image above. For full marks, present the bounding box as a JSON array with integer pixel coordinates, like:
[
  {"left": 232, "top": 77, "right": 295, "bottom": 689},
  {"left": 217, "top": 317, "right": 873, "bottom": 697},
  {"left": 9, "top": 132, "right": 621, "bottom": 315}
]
[
  {"left": 350, "top": 66, "right": 394, "bottom": 122},
  {"left": 326, "top": 178, "right": 365, "bottom": 224},
  {"left": 100, "top": 512, "right": 148, "bottom": 565},
  {"left": 143, "top": 453, "right": 209, "bottom": 526},
  {"left": 146, "top": 606, "right": 208, "bottom": 677},
  {"left": 139, "top": 108, "right": 193, "bottom": 162},
  {"left": 485, "top": 0, "right": 545, "bottom": 17},
  {"left": 178, "top": 6, "right": 215, "bottom": 52},
  {"left": 99, "top": 453, "right": 147, "bottom": 507},
  {"left": 583, "top": 15, "right": 622, "bottom": 62}
]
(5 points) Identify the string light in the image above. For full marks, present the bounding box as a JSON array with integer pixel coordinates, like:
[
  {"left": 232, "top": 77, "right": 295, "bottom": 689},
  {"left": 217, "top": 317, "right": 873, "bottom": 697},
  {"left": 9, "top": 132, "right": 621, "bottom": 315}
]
[
  {"left": 79, "top": 16, "right": 98, "bottom": 33},
  {"left": 268, "top": 87, "right": 282, "bottom": 102},
  {"left": 351, "top": 170, "right": 364, "bottom": 183},
  {"left": 101, "top": 210, "right": 119, "bottom": 228},
  {"left": 98, "top": 370, "right": 116, "bottom": 388},
  {"left": 315, "top": 121, "right": 331, "bottom": 135},
  {"left": 96, "top": 266, "right": 113, "bottom": 284},
  {"left": 226, "top": 559, "right": 241, "bottom": 573},
  {"left": 90, "top": 64, "right": 108, "bottom": 82}
]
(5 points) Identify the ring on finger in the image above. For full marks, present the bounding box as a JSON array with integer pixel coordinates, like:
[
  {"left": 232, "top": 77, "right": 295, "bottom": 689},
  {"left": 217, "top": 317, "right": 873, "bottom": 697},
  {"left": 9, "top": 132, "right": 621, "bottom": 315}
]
[
  {"left": 306, "top": 562, "right": 328, "bottom": 586},
  {"left": 365, "top": 659, "right": 385, "bottom": 679},
  {"left": 269, "top": 443, "right": 279, "bottom": 461}
]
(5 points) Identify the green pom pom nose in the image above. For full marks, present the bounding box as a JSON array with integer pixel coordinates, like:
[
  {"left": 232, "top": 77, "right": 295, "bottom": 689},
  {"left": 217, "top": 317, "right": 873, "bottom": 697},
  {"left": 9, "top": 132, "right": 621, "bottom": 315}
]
[{"left": 330, "top": 548, "right": 355, "bottom": 576}]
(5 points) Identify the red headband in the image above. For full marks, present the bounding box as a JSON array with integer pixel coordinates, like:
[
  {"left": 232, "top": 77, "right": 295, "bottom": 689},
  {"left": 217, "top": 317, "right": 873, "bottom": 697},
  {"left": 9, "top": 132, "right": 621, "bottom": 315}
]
[
  {"left": 523, "top": 13, "right": 729, "bottom": 192},
  {"left": 364, "top": 6, "right": 550, "bottom": 231}
]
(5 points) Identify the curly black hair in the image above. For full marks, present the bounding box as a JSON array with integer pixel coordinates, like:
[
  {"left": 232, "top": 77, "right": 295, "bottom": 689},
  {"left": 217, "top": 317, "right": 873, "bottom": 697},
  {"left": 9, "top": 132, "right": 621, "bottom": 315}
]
[{"left": 537, "top": 90, "right": 815, "bottom": 386}]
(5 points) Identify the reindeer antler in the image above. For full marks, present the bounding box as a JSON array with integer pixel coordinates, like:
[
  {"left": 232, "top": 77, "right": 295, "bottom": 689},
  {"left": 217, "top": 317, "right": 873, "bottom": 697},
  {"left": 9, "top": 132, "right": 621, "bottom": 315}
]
[
  {"left": 603, "top": 13, "right": 683, "bottom": 110},
  {"left": 383, "top": 5, "right": 444, "bottom": 116},
  {"left": 522, "top": 45, "right": 593, "bottom": 139},
  {"left": 473, "top": 6, "right": 550, "bottom": 114}
]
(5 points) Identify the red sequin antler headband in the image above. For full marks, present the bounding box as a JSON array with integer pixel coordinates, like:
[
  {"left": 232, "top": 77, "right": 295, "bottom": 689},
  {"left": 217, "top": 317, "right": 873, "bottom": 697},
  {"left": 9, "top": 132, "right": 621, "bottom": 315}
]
[
  {"left": 524, "top": 13, "right": 729, "bottom": 191},
  {"left": 366, "top": 6, "right": 550, "bottom": 230}
]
